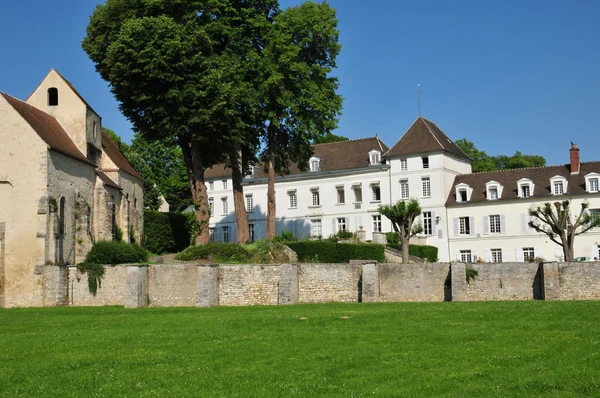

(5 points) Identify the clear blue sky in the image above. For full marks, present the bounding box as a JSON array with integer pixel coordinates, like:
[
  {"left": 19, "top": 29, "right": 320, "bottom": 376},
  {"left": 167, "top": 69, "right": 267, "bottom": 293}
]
[{"left": 1, "top": 0, "right": 599, "bottom": 166}]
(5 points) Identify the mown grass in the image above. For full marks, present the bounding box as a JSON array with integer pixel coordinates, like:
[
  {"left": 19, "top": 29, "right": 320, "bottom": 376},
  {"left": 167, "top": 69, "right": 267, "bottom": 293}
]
[{"left": 1, "top": 301, "right": 599, "bottom": 397}]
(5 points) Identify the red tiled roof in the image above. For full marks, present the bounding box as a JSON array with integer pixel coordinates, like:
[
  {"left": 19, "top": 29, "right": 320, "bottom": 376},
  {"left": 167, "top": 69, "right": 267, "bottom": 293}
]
[
  {"left": 385, "top": 117, "right": 470, "bottom": 161},
  {"left": 1, "top": 92, "right": 94, "bottom": 165},
  {"left": 101, "top": 130, "right": 143, "bottom": 180},
  {"left": 96, "top": 170, "right": 122, "bottom": 190}
]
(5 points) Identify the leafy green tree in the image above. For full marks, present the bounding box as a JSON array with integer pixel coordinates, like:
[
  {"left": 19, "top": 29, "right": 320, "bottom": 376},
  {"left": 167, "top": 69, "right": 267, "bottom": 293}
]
[
  {"left": 83, "top": 0, "right": 276, "bottom": 243},
  {"left": 529, "top": 200, "right": 600, "bottom": 262},
  {"left": 455, "top": 138, "right": 546, "bottom": 173},
  {"left": 258, "top": 2, "right": 343, "bottom": 239},
  {"left": 314, "top": 133, "right": 349, "bottom": 144},
  {"left": 378, "top": 199, "right": 423, "bottom": 263},
  {"left": 454, "top": 138, "right": 496, "bottom": 172}
]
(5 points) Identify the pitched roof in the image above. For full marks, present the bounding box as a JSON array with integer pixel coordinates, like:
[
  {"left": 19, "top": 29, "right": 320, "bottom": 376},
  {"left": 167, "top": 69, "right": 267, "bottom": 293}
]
[
  {"left": 446, "top": 162, "right": 600, "bottom": 205},
  {"left": 385, "top": 117, "right": 470, "bottom": 161},
  {"left": 101, "top": 130, "right": 143, "bottom": 180},
  {"left": 204, "top": 136, "right": 390, "bottom": 179},
  {"left": 1, "top": 92, "right": 94, "bottom": 165},
  {"left": 96, "top": 170, "right": 122, "bottom": 190}
]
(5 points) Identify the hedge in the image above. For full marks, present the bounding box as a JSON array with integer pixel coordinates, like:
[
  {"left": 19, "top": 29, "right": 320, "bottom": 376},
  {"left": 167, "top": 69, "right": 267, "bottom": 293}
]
[
  {"left": 286, "top": 241, "right": 385, "bottom": 263},
  {"left": 175, "top": 243, "right": 252, "bottom": 262},
  {"left": 85, "top": 241, "right": 149, "bottom": 264},
  {"left": 144, "top": 210, "right": 194, "bottom": 254},
  {"left": 385, "top": 232, "right": 400, "bottom": 245},
  {"left": 386, "top": 243, "right": 439, "bottom": 262}
]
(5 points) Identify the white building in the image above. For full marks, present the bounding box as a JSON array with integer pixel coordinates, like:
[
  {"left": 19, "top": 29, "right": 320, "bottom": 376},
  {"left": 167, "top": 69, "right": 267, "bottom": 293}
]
[{"left": 204, "top": 117, "right": 600, "bottom": 263}]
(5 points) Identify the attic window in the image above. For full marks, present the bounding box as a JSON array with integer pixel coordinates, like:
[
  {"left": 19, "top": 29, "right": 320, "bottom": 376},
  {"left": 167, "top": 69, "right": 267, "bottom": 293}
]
[
  {"left": 549, "top": 175, "right": 568, "bottom": 196},
  {"left": 455, "top": 183, "right": 472, "bottom": 202},
  {"left": 309, "top": 157, "right": 320, "bottom": 172},
  {"left": 422, "top": 157, "right": 429, "bottom": 169},
  {"left": 369, "top": 150, "right": 381, "bottom": 165},
  {"left": 517, "top": 178, "right": 534, "bottom": 198},
  {"left": 48, "top": 88, "right": 58, "bottom": 106},
  {"left": 585, "top": 173, "right": 600, "bottom": 193},
  {"left": 485, "top": 180, "right": 503, "bottom": 200}
]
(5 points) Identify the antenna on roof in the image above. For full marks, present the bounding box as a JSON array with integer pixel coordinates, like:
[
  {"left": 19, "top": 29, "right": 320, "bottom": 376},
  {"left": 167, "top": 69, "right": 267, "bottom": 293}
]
[{"left": 417, "top": 84, "right": 421, "bottom": 117}]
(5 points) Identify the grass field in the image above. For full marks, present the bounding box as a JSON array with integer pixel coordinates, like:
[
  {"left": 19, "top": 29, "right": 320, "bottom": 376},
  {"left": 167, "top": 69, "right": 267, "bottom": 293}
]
[{"left": 1, "top": 301, "right": 599, "bottom": 397}]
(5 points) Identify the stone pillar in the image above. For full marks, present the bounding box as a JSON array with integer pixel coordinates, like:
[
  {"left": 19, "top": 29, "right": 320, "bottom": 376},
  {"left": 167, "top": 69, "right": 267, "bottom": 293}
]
[
  {"left": 125, "top": 265, "right": 149, "bottom": 308},
  {"left": 450, "top": 262, "right": 468, "bottom": 302},
  {"left": 278, "top": 263, "right": 299, "bottom": 305},
  {"left": 543, "top": 262, "right": 561, "bottom": 300},
  {"left": 361, "top": 262, "right": 379, "bottom": 303},
  {"left": 356, "top": 230, "right": 367, "bottom": 243},
  {"left": 197, "top": 265, "right": 219, "bottom": 307},
  {"left": 372, "top": 232, "right": 387, "bottom": 245},
  {"left": 42, "top": 265, "right": 69, "bottom": 307}
]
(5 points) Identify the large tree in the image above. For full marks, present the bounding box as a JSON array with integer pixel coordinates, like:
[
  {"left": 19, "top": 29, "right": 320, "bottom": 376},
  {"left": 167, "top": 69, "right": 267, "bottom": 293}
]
[
  {"left": 455, "top": 138, "right": 546, "bottom": 173},
  {"left": 83, "top": 0, "right": 275, "bottom": 243},
  {"left": 258, "top": 2, "right": 342, "bottom": 239},
  {"left": 529, "top": 200, "right": 600, "bottom": 262},
  {"left": 378, "top": 199, "right": 423, "bottom": 263}
]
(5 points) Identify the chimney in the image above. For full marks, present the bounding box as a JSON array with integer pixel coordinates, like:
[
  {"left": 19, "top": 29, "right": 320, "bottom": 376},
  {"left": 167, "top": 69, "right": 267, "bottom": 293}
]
[{"left": 570, "top": 142, "right": 580, "bottom": 174}]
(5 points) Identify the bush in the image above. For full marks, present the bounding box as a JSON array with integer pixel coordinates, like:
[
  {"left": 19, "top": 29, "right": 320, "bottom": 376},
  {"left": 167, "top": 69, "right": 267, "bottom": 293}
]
[
  {"left": 336, "top": 230, "right": 354, "bottom": 239},
  {"left": 386, "top": 232, "right": 400, "bottom": 245},
  {"left": 386, "top": 244, "right": 439, "bottom": 262},
  {"left": 251, "top": 239, "right": 290, "bottom": 263},
  {"left": 143, "top": 210, "right": 195, "bottom": 254},
  {"left": 85, "top": 241, "right": 149, "bottom": 264},
  {"left": 286, "top": 241, "right": 385, "bottom": 263},
  {"left": 175, "top": 243, "right": 252, "bottom": 262},
  {"left": 273, "top": 231, "right": 298, "bottom": 243},
  {"left": 167, "top": 212, "right": 193, "bottom": 252}
]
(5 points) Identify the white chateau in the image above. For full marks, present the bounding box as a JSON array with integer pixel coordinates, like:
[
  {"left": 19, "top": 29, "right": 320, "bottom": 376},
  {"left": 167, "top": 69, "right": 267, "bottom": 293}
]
[{"left": 205, "top": 117, "right": 600, "bottom": 263}]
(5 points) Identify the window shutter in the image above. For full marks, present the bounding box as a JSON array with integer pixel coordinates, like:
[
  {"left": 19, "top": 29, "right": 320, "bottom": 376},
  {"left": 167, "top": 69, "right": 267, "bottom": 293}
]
[
  {"left": 502, "top": 249, "right": 508, "bottom": 263},
  {"left": 469, "top": 216, "right": 475, "bottom": 235},
  {"left": 454, "top": 250, "right": 461, "bottom": 261},
  {"left": 437, "top": 229, "right": 443, "bottom": 239},
  {"left": 516, "top": 248, "right": 524, "bottom": 262},
  {"left": 534, "top": 247, "right": 542, "bottom": 260},
  {"left": 520, "top": 213, "right": 528, "bottom": 233},
  {"left": 346, "top": 217, "right": 351, "bottom": 231},
  {"left": 431, "top": 211, "right": 437, "bottom": 236},
  {"left": 484, "top": 249, "right": 492, "bottom": 262},
  {"left": 472, "top": 249, "right": 478, "bottom": 263},
  {"left": 453, "top": 218, "right": 459, "bottom": 236},
  {"left": 332, "top": 218, "right": 337, "bottom": 234},
  {"left": 500, "top": 214, "right": 507, "bottom": 233},
  {"left": 483, "top": 216, "right": 489, "bottom": 235}
]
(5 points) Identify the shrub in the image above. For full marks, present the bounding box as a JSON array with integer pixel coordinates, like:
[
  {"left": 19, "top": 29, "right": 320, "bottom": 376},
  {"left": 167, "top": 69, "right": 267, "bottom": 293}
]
[
  {"left": 167, "top": 212, "right": 193, "bottom": 252},
  {"left": 409, "top": 245, "right": 439, "bottom": 262},
  {"left": 286, "top": 241, "right": 385, "bottom": 263},
  {"left": 273, "top": 231, "right": 298, "bottom": 243},
  {"left": 251, "top": 240, "right": 290, "bottom": 263},
  {"left": 85, "top": 241, "right": 149, "bottom": 265},
  {"left": 386, "top": 232, "right": 400, "bottom": 245},
  {"left": 336, "top": 230, "right": 354, "bottom": 239},
  {"left": 144, "top": 210, "right": 195, "bottom": 254},
  {"left": 175, "top": 243, "right": 252, "bottom": 262}
]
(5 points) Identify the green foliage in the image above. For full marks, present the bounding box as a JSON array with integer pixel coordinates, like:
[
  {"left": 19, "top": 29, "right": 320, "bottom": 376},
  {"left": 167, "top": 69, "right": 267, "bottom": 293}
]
[
  {"left": 129, "top": 224, "right": 136, "bottom": 244},
  {"left": 386, "top": 232, "right": 400, "bottom": 245},
  {"left": 409, "top": 245, "right": 439, "bottom": 262},
  {"left": 273, "top": 231, "right": 298, "bottom": 243},
  {"left": 286, "top": 241, "right": 385, "bottom": 263},
  {"left": 143, "top": 211, "right": 195, "bottom": 254},
  {"left": 114, "top": 226, "right": 123, "bottom": 242},
  {"left": 175, "top": 243, "right": 252, "bottom": 262},
  {"left": 466, "top": 266, "right": 479, "bottom": 283},
  {"left": 313, "top": 133, "right": 349, "bottom": 144},
  {"left": 379, "top": 199, "right": 423, "bottom": 261},
  {"left": 336, "top": 230, "right": 354, "bottom": 239},
  {"left": 455, "top": 138, "right": 546, "bottom": 173},
  {"left": 76, "top": 262, "right": 105, "bottom": 296},
  {"left": 251, "top": 240, "right": 289, "bottom": 263},
  {"left": 85, "top": 241, "right": 149, "bottom": 265}
]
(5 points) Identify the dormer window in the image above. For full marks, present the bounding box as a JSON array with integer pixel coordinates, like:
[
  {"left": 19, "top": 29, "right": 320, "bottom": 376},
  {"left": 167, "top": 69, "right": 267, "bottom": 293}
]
[
  {"left": 369, "top": 150, "right": 381, "bottom": 165},
  {"left": 245, "top": 166, "right": 256, "bottom": 179},
  {"left": 309, "top": 157, "right": 320, "bottom": 172},
  {"left": 48, "top": 87, "right": 58, "bottom": 106},
  {"left": 517, "top": 178, "right": 534, "bottom": 198},
  {"left": 585, "top": 173, "right": 600, "bottom": 193},
  {"left": 549, "top": 175, "right": 568, "bottom": 196},
  {"left": 455, "top": 183, "right": 472, "bottom": 202},
  {"left": 485, "top": 181, "right": 503, "bottom": 200}
]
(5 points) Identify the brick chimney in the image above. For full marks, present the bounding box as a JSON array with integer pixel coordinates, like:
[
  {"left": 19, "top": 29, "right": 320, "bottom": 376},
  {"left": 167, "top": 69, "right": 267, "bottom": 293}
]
[{"left": 570, "top": 142, "right": 580, "bottom": 174}]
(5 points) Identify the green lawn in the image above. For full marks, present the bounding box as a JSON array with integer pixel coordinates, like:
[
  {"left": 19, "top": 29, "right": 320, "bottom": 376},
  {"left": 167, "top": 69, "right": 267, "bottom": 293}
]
[{"left": 1, "top": 301, "right": 599, "bottom": 397}]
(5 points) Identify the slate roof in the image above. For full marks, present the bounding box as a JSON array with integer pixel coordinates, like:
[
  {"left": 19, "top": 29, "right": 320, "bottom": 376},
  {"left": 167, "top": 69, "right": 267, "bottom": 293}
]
[
  {"left": 204, "top": 137, "right": 389, "bottom": 179},
  {"left": 1, "top": 92, "right": 94, "bottom": 165},
  {"left": 446, "top": 162, "right": 600, "bottom": 205},
  {"left": 385, "top": 116, "right": 470, "bottom": 161},
  {"left": 101, "top": 130, "right": 143, "bottom": 180}
]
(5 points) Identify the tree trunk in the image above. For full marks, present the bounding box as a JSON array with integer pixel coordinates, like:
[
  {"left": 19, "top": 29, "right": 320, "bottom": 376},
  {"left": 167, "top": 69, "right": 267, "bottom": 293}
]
[
  {"left": 400, "top": 233, "right": 409, "bottom": 264},
  {"left": 266, "top": 124, "right": 277, "bottom": 240},
  {"left": 179, "top": 137, "right": 209, "bottom": 245},
  {"left": 231, "top": 146, "right": 249, "bottom": 244}
]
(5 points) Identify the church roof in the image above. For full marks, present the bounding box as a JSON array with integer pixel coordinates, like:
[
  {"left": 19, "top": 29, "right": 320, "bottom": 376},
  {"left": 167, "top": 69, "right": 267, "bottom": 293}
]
[
  {"left": 385, "top": 117, "right": 470, "bottom": 161},
  {"left": 101, "top": 130, "right": 143, "bottom": 180},
  {"left": 96, "top": 170, "right": 122, "bottom": 190},
  {"left": 1, "top": 92, "right": 94, "bottom": 165}
]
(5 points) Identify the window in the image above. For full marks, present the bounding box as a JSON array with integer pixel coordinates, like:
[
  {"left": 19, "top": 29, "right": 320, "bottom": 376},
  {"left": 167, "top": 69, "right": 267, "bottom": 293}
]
[
  {"left": 221, "top": 197, "right": 228, "bottom": 215},
  {"left": 209, "top": 228, "right": 215, "bottom": 242},
  {"left": 523, "top": 247, "right": 535, "bottom": 262},
  {"left": 369, "top": 151, "right": 381, "bottom": 165},
  {"left": 486, "top": 181, "right": 502, "bottom": 200},
  {"left": 311, "top": 189, "right": 320, "bottom": 206},
  {"left": 222, "top": 180, "right": 228, "bottom": 190},
  {"left": 92, "top": 121, "right": 97, "bottom": 139},
  {"left": 400, "top": 179, "right": 409, "bottom": 199},
  {"left": 209, "top": 181, "right": 214, "bottom": 191},
  {"left": 400, "top": 159, "right": 407, "bottom": 171},
  {"left": 423, "top": 212, "right": 432, "bottom": 235},
  {"left": 223, "top": 226, "right": 230, "bottom": 243},
  {"left": 489, "top": 187, "right": 498, "bottom": 200},
  {"left": 422, "top": 157, "right": 429, "bottom": 169},
  {"left": 336, "top": 186, "right": 345, "bottom": 204},
  {"left": 489, "top": 214, "right": 501, "bottom": 233},
  {"left": 246, "top": 194, "right": 253, "bottom": 212},
  {"left": 371, "top": 184, "right": 381, "bottom": 201},
  {"left": 517, "top": 178, "right": 534, "bottom": 198},
  {"left": 337, "top": 217, "right": 346, "bottom": 232},
  {"left": 553, "top": 181, "right": 564, "bottom": 195},
  {"left": 521, "top": 185, "right": 530, "bottom": 198},
  {"left": 585, "top": 173, "right": 600, "bottom": 192},
  {"left": 459, "top": 189, "right": 468, "bottom": 202},
  {"left": 459, "top": 217, "right": 471, "bottom": 235},
  {"left": 460, "top": 250, "right": 472, "bottom": 263},
  {"left": 373, "top": 215, "right": 381, "bottom": 232},
  {"left": 48, "top": 87, "right": 58, "bottom": 106},
  {"left": 309, "top": 157, "right": 320, "bottom": 172},
  {"left": 248, "top": 224, "right": 255, "bottom": 243},
  {"left": 422, "top": 177, "right": 431, "bottom": 197},
  {"left": 311, "top": 219, "right": 322, "bottom": 237},
  {"left": 288, "top": 190, "right": 297, "bottom": 208},
  {"left": 590, "top": 178, "right": 599, "bottom": 193},
  {"left": 491, "top": 248, "right": 503, "bottom": 263},
  {"left": 208, "top": 197, "right": 214, "bottom": 217},
  {"left": 353, "top": 185, "right": 363, "bottom": 203}
]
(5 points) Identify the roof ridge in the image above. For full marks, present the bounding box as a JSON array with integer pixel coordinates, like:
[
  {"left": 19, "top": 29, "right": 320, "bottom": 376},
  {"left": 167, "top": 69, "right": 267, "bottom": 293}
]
[
  {"left": 313, "top": 136, "right": 379, "bottom": 147},
  {"left": 383, "top": 117, "right": 420, "bottom": 157},
  {"left": 1, "top": 90, "right": 53, "bottom": 117},
  {"left": 421, "top": 117, "right": 445, "bottom": 150}
]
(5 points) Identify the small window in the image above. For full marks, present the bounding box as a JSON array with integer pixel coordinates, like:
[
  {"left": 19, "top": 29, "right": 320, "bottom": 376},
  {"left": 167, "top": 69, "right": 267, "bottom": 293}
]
[
  {"left": 309, "top": 157, "right": 320, "bottom": 172},
  {"left": 423, "top": 212, "right": 432, "bottom": 235},
  {"left": 48, "top": 87, "right": 58, "bottom": 106},
  {"left": 523, "top": 247, "right": 535, "bottom": 262},
  {"left": 422, "top": 157, "right": 429, "bottom": 169},
  {"left": 456, "top": 183, "right": 472, "bottom": 202},
  {"left": 336, "top": 186, "right": 345, "bottom": 204},
  {"left": 553, "top": 181, "right": 564, "bottom": 195},
  {"left": 246, "top": 194, "right": 253, "bottom": 212},
  {"left": 460, "top": 250, "right": 472, "bottom": 263},
  {"left": 488, "top": 187, "right": 498, "bottom": 200},
  {"left": 337, "top": 217, "right": 346, "bottom": 232},
  {"left": 486, "top": 181, "right": 502, "bottom": 200},
  {"left": 521, "top": 185, "right": 530, "bottom": 198},
  {"left": 590, "top": 178, "right": 599, "bottom": 193},
  {"left": 311, "top": 219, "right": 322, "bottom": 237},
  {"left": 489, "top": 214, "right": 501, "bottom": 233},
  {"left": 209, "top": 181, "right": 214, "bottom": 191},
  {"left": 288, "top": 191, "right": 297, "bottom": 208},
  {"left": 400, "top": 159, "right": 407, "bottom": 171},
  {"left": 221, "top": 197, "right": 228, "bottom": 215},
  {"left": 459, "top": 189, "right": 467, "bottom": 202},
  {"left": 371, "top": 184, "right": 381, "bottom": 202},
  {"left": 223, "top": 226, "right": 230, "bottom": 242},
  {"left": 491, "top": 248, "right": 503, "bottom": 263},
  {"left": 459, "top": 216, "right": 471, "bottom": 235},
  {"left": 208, "top": 197, "right": 214, "bottom": 217},
  {"left": 311, "top": 189, "right": 320, "bottom": 206},
  {"left": 372, "top": 215, "right": 381, "bottom": 232},
  {"left": 353, "top": 185, "right": 362, "bottom": 203},
  {"left": 400, "top": 179, "right": 409, "bottom": 199},
  {"left": 222, "top": 180, "right": 228, "bottom": 190},
  {"left": 517, "top": 178, "right": 534, "bottom": 198},
  {"left": 422, "top": 177, "right": 431, "bottom": 198},
  {"left": 369, "top": 151, "right": 381, "bottom": 165}
]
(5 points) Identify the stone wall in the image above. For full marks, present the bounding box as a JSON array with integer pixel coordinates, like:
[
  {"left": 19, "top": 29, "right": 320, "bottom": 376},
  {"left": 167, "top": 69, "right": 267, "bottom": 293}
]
[
  {"left": 545, "top": 262, "right": 600, "bottom": 300},
  {"left": 298, "top": 263, "right": 362, "bottom": 303},
  {"left": 148, "top": 265, "right": 199, "bottom": 307},
  {"left": 465, "top": 262, "right": 541, "bottom": 301},
  {"left": 219, "top": 265, "right": 280, "bottom": 306},
  {"left": 379, "top": 263, "right": 449, "bottom": 302},
  {"left": 69, "top": 265, "right": 127, "bottom": 306}
]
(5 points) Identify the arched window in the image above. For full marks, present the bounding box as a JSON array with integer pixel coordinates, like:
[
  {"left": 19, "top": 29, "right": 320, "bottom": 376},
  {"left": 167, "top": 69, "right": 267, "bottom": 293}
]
[
  {"left": 48, "top": 88, "right": 58, "bottom": 106},
  {"left": 59, "top": 197, "right": 66, "bottom": 235}
]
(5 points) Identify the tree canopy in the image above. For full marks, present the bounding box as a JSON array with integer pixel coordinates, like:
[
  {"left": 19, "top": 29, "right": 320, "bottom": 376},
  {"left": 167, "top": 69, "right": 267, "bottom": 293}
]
[
  {"left": 378, "top": 199, "right": 423, "bottom": 263},
  {"left": 455, "top": 138, "right": 546, "bottom": 173}
]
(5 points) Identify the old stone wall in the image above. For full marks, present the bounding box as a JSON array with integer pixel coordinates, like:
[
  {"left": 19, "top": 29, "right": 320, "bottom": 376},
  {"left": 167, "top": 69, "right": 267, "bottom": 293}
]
[
  {"left": 68, "top": 265, "right": 127, "bottom": 306},
  {"left": 298, "top": 263, "right": 362, "bottom": 303},
  {"left": 148, "top": 265, "right": 199, "bottom": 307},
  {"left": 466, "top": 263, "right": 541, "bottom": 301},
  {"left": 547, "top": 263, "right": 600, "bottom": 300},
  {"left": 379, "top": 263, "right": 449, "bottom": 302},
  {"left": 219, "top": 265, "right": 280, "bottom": 306},
  {"left": 116, "top": 172, "right": 144, "bottom": 244}
]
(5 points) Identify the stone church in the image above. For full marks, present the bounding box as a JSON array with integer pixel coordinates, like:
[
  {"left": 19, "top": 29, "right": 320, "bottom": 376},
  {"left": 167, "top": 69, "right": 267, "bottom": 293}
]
[{"left": 0, "top": 69, "right": 143, "bottom": 307}]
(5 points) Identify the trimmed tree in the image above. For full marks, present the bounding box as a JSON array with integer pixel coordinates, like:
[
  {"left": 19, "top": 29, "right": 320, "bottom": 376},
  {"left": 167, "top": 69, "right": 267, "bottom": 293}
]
[
  {"left": 378, "top": 199, "right": 424, "bottom": 263},
  {"left": 529, "top": 200, "right": 600, "bottom": 262}
]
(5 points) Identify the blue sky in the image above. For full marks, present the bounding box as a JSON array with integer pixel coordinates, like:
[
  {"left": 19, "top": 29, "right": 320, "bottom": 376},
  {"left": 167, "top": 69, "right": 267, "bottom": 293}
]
[{"left": 1, "top": 0, "right": 599, "bottom": 166}]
